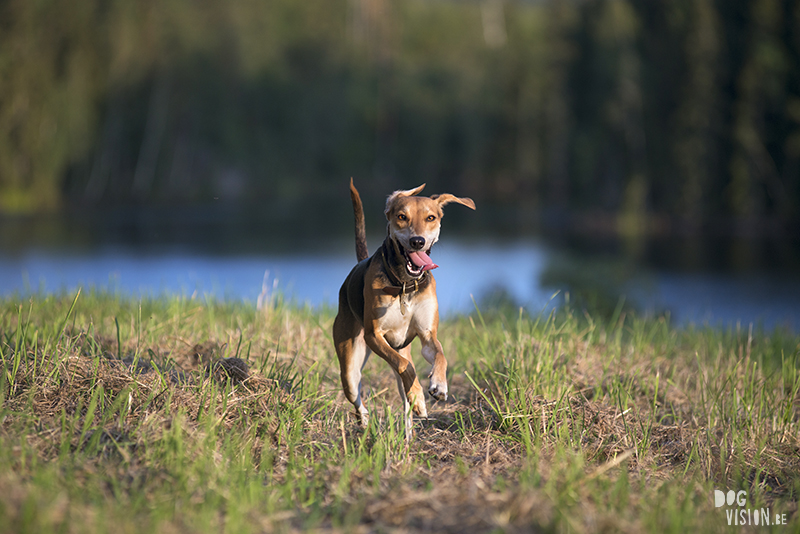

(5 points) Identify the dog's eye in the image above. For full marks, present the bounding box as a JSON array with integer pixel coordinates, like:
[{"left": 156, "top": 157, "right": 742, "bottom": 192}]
[
  {"left": 398, "top": 214, "right": 407, "bottom": 221},
  {"left": 426, "top": 215, "right": 436, "bottom": 222}
]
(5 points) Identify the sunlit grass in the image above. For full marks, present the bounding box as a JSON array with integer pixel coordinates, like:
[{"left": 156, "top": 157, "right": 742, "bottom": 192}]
[{"left": 0, "top": 290, "right": 798, "bottom": 532}]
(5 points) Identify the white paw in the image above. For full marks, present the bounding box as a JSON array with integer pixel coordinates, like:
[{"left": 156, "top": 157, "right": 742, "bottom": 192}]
[{"left": 428, "top": 381, "right": 448, "bottom": 402}]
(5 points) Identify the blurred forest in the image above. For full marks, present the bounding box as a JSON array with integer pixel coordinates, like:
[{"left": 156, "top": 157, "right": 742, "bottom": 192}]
[{"left": 1, "top": 0, "right": 799, "bottom": 240}]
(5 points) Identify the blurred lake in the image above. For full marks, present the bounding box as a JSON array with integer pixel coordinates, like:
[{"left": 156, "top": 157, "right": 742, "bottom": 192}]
[{"left": 1, "top": 209, "right": 799, "bottom": 331}]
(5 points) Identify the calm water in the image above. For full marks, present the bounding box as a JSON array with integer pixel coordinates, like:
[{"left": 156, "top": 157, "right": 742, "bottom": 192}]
[
  {"left": 1, "top": 237, "right": 799, "bottom": 331},
  {"left": 0, "top": 239, "right": 551, "bottom": 313}
]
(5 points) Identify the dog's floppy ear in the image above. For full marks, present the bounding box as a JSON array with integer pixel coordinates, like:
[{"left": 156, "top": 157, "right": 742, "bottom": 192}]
[
  {"left": 385, "top": 183, "right": 426, "bottom": 215},
  {"left": 431, "top": 194, "right": 476, "bottom": 210}
]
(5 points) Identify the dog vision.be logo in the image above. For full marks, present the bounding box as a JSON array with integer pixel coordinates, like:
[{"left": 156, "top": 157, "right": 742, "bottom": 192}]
[{"left": 714, "top": 489, "right": 787, "bottom": 526}]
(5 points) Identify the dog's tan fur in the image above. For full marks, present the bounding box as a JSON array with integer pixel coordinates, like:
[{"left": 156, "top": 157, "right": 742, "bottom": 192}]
[{"left": 333, "top": 179, "right": 475, "bottom": 430}]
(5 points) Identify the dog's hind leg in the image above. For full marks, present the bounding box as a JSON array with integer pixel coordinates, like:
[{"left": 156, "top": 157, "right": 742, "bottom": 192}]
[
  {"left": 393, "top": 345, "right": 417, "bottom": 439},
  {"left": 350, "top": 333, "right": 371, "bottom": 423},
  {"left": 393, "top": 371, "right": 413, "bottom": 440},
  {"left": 335, "top": 325, "right": 371, "bottom": 425}
]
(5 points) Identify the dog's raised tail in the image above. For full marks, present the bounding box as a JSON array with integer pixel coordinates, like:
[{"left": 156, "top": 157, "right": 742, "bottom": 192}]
[{"left": 349, "top": 178, "right": 369, "bottom": 262}]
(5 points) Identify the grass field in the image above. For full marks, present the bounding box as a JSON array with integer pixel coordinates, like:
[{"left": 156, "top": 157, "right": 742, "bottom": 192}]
[{"left": 1, "top": 289, "right": 798, "bottom": 533}]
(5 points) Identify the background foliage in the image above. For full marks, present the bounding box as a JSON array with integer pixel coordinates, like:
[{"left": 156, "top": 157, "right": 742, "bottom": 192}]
[{"left": 1, "top": 0, "right": 799, "bottom": 237}]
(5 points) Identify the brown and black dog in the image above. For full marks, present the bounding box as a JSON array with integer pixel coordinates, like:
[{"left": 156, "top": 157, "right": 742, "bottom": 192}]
[{"left": 333, "top": 179, "right": 475, "bottom": 431}]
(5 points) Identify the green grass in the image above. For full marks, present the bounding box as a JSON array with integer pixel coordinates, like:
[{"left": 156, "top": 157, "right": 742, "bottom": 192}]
[{"left": 0, "top": 289, "right": 798, "bottom": 532}]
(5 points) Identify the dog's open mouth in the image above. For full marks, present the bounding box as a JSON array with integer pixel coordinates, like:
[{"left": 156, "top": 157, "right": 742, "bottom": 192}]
[{"left": 404, "top": 247, "right": 438, "bottom": 275}]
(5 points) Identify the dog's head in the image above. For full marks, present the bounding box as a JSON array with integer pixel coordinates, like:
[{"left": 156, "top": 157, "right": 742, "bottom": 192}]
[{"left": 384, "top": 184, "right": 475, "bottom": 276}]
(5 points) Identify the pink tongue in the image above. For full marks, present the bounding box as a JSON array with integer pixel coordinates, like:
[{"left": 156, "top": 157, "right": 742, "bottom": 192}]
[{"left": 408, "top": 250, "right": 438, "bottom": 271}]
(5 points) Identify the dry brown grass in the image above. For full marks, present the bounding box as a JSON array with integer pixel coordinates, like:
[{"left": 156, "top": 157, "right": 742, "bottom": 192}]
[{"left": 1, "top": 295, "right": 798, "bottom": 532}]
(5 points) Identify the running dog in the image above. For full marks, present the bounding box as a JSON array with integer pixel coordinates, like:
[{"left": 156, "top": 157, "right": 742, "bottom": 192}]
[{"left": 333, "top": 179, "right": 475, "bottom": 431}]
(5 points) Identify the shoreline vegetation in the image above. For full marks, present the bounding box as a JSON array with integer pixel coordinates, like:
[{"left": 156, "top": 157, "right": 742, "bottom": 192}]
[
  {"left": 2, "top": 0, "right": 799, "bottom": 243},
  {"left": 1, "top": 289, "right": 798, "bottom": 532}
]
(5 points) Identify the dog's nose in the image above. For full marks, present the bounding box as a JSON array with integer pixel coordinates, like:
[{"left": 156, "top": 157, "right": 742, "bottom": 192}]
[{"left": 409, "top": 236, "right": 426, "bottom": 250}]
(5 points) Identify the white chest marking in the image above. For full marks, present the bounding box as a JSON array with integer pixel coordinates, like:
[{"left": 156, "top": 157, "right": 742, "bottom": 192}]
[
  {"left": 376, "top": 295, "right": 437, "bottom": 348},
  {"left": 376, "top": 299, "right": 412, "bottom": 348}
]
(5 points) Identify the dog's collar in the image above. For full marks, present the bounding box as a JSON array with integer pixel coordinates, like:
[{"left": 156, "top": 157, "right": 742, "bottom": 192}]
[
  {"left": 381, "top": 276, "right": 430, "bottom": 297},
  {"left": 380, "top": 239, "right": 431, "bottom": 297}
]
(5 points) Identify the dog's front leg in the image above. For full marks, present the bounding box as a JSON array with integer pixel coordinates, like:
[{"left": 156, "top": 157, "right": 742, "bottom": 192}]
[
  {"left": 363, "top": 330, "right": 428, "bottom": 419},
  {"left": 419, "top": 333, "right": 448, "bottom": 402}
]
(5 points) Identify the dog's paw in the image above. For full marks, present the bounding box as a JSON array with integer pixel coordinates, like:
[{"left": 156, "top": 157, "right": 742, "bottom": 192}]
[
  {"left": 356, "top": 407, "right": 369, "bottom": 427},
  {"left": 428, "top": 383, "right": 448, "bottom": 402},
  {"left": 408, "top": 386, "right": 428, "bottom": 419}
]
